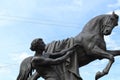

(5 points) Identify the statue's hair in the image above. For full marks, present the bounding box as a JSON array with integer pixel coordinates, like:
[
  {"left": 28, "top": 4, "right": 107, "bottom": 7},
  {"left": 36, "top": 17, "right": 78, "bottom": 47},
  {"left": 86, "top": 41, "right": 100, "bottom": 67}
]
[
  {"left": 30, "top": 38, "right": 45, "bottom": 51},
  {"left": 31, "top": 38, "right": 43, "bottom": 46}
]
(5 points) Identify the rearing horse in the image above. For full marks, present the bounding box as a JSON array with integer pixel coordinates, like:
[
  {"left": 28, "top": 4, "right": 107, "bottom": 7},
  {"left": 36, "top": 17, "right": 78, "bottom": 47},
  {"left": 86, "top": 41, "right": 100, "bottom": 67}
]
[
  {"left": 45, "top": 12, "right": 120, "bottom": 80},
  {"left": 17, "top": 12, "right": 120, "bottom": 80},
  {"left": 74, "top": 11, "right": 119, "bottom": 80}
]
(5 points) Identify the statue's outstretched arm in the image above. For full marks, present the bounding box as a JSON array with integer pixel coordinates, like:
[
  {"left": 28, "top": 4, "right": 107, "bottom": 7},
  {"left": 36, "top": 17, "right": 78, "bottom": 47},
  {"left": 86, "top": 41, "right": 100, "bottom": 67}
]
[
  {"left": 49, "top": 44, "right": 80, "bottom": 58},
  {"left": 32, "top": 50, "right": 73, "bottom": 66}
]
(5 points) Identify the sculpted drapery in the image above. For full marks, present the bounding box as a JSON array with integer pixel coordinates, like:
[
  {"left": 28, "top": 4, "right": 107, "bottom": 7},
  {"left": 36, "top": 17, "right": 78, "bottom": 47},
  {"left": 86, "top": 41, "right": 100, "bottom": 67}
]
[{"left": 45, "top": 38, "right": 82, "bottom": 80}]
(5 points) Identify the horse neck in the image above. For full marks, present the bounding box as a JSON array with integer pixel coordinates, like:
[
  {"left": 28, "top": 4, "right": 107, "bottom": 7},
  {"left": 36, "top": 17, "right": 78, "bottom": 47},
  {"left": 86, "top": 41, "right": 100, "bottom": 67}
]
[
  {"left": 75, "top": 18, "right": 104, "bottom": 39},
  {"left": 83, "top": 19, "right": 102, "bottom": 33}
]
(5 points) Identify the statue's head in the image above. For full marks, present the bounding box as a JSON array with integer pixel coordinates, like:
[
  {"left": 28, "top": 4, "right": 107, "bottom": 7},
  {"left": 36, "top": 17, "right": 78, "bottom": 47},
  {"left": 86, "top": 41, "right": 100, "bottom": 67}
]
[
  {"left": 102, "top": 11, "right": 119, "bottom": 35},
  {"left": 30, "top": 38, "right": 46, "bottom": 51}
]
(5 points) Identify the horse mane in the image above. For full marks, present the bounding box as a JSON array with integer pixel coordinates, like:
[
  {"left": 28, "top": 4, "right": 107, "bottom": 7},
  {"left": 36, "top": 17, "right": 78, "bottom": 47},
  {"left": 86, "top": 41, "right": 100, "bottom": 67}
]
[{"left": 82, "top": 14, "right": 108, "bottom": 33}]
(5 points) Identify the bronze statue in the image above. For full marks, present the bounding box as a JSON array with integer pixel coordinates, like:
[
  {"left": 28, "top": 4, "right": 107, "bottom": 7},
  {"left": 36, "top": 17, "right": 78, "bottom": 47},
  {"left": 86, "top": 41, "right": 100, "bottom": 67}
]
[
  {"left": 44, "top": 12, "right": 120, "bottom": 80},
  {"left": 17, "top": 12, "right": 120, "bottom": 80},
  {"left": 17, "top": 38, "right": 79, "bottom": 80}
]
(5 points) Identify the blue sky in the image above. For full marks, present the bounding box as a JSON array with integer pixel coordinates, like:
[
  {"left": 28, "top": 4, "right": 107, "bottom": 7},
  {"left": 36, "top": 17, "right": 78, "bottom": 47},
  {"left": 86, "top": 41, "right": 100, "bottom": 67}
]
[{"left": 0, "top": 0, "right": 120, "bottom": 80}]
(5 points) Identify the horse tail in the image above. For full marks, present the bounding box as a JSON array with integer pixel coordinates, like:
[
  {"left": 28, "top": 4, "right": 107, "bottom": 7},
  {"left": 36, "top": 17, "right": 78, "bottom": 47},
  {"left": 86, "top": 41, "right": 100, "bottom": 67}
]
[{"left": 17, "top": 56, "right": 33, "bottom": 80}]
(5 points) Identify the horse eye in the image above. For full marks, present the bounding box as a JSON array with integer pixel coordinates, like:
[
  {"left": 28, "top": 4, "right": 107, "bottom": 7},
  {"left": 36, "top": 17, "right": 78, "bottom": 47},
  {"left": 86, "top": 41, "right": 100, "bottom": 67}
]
[{"left": 110, "top": 18, "right": 114, "bottom": 21}]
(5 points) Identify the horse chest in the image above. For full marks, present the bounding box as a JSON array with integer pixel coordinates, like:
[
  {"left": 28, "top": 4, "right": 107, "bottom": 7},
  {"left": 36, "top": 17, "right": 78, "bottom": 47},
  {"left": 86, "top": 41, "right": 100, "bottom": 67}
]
[
  {"left": 88, "top": 36, "right": 106, "bottom": 50},
  {"left": 83, "top": 35, "right": 106, "bottom": 50},
  {"left": 95, "top": 38, "right": 106, "bottom": 50}
]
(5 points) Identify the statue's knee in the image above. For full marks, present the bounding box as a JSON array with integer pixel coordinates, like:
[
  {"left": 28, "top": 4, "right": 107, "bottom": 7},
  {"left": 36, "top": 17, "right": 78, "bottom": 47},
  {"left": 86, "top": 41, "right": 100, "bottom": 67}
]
[{"left": 109, "top": 55, "right": 114, "bottom": 62}]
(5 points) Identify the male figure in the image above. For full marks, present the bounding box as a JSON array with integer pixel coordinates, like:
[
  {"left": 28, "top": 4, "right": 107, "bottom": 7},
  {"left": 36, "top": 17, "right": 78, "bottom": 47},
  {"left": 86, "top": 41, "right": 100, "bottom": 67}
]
[{"left": 29, "top": 38, "right": 79, "bottom": 80}]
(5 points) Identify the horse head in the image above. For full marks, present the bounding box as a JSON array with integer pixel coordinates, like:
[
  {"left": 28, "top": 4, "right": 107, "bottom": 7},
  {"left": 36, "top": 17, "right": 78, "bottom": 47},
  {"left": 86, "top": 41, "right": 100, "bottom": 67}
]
[
  {"left": 102, "top": 12, "right": 119, "bottom": 35},
  {"left": 82, "top": 12, "right": 119, "bottom": 36}
]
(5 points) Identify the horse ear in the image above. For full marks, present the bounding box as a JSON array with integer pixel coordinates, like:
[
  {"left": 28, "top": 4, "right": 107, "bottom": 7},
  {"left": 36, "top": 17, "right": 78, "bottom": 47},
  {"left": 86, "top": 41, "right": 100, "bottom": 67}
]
[
  {"left": 112, "top": 11, "right": 115, "bottom": 15},
  {"left": 112, "top": 11, "right": 119, "bottom": 19}
]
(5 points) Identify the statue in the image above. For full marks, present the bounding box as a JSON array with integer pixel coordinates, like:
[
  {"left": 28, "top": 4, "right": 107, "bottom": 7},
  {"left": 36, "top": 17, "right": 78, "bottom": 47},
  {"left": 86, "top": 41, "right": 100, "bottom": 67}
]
[
  {"left": 17, "top": 12, "right": 120, "bottom": 80},
  {"left": 17, "top": 38, "right": 80, "bottom": 80}
]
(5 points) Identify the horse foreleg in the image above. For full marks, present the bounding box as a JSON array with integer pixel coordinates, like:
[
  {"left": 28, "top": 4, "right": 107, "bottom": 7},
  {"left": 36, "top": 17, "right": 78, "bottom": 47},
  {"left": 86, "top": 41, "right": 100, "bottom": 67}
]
[
  {"left": 95, "top": 50, "right": 120, "bottom": 80},
  {"left": 95, "top": 60, "right": 114, "bottom": 80},
  {"left": 107, "top": 50, "right": 120, "bottom": 57},
  {"left": 91, "top": 46, "right": 115, "bottom": 80}
]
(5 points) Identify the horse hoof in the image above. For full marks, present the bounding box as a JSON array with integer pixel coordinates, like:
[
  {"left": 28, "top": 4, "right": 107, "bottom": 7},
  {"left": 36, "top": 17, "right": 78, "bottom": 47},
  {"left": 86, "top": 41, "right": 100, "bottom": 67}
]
[{"left": 95, "top": 71, "right": 102, "bottom": 80}]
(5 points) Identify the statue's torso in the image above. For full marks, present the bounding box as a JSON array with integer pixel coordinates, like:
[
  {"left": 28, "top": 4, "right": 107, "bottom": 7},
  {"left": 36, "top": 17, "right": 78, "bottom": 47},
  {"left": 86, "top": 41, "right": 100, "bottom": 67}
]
[{"left": 36, "top": 65, "right": 60, "bottom": 80}]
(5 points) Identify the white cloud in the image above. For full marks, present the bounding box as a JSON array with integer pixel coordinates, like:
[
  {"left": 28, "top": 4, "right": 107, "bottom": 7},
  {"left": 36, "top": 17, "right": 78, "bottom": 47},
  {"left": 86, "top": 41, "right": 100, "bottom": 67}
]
[
  {"left": 106, "top": 9, "right": 120, "bottom": 15},
  {"left": 73, "top": 0, "right": 82, "bottom": 6},
  {"left": 108, "top": 0, "right": 120, "bottom": 8},
  {"left": 114, "top": 9, "right": 120, "bottom": 15},
  {"left": 38, "top": 0, "right": 83, "bottom": 14},
  {"left": 113, "top": 9, "right": 120, "bottom": 25},
  {"left": 105, "top": 35, "right": 120, "bottom": 50},
  {"left": 0, "top": 10, "right": 13, "bottom": 27},
  {"left": 0, "top": 0, "right": 36, "bottom": 27},
  {"left": 0, "top": 52, "right": 32, "bottom": 80},
  {"left": 10, "top": 52, "right": 32, "bottom": 64},
  {"left": 0, "top": 64, "right": 11, "bottom": 74},
  {"left": 90, "top": 59, "right": 108, "bottom": 67},
  {"left": 0, "top": 63, "right": 16, "bottom": 80}
]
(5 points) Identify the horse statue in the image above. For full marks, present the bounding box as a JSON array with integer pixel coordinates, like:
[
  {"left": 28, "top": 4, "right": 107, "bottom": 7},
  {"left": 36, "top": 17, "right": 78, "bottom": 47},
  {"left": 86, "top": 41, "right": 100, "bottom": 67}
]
[
  {"left": 44, "top": 12, "right": 120, "bottom": 80},
  {"left": 17, "top": 12, "right": 120, "bottom": 80}
]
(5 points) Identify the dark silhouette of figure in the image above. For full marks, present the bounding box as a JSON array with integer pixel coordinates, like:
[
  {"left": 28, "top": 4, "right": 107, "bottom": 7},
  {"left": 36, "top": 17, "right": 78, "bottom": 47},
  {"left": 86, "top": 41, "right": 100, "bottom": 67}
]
[
  {"left": 17, "top": 38, "right": 79, "bottom": 80},
  {"left": 17, "top": 12, "right": 120, "bottom": 80}
]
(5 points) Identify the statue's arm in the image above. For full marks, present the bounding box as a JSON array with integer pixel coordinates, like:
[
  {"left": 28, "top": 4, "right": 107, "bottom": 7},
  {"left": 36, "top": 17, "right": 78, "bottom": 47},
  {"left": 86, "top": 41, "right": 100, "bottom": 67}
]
[
  {"left": 32, "top": 51, "right": 73, "bottom": 66},
  {"left": 45, "top": 51, "right": 73, "bottom": 65},
  {"left": 49, "top": 44, "right": 79, "bottom": 58}
]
